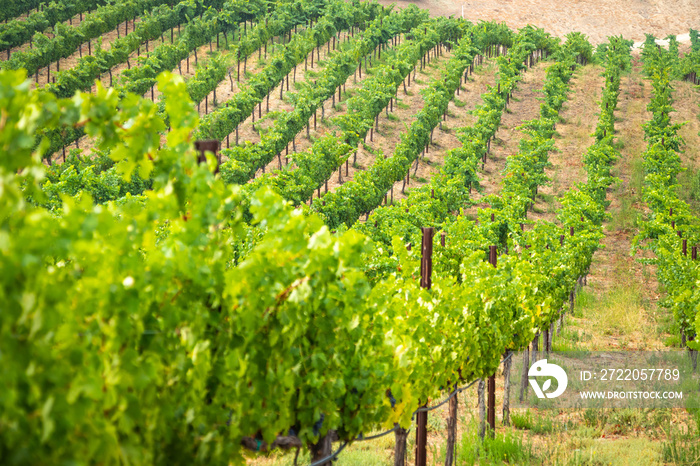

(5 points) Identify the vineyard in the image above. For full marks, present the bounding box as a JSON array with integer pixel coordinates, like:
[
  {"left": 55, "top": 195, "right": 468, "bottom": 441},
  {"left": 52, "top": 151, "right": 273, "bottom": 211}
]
[{"left": 1, "top": 0, "right": 700, "bottom": 464}]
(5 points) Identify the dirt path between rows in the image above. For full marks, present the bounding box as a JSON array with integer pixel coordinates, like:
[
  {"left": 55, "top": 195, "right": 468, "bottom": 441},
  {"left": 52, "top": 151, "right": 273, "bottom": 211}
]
[
  {"left": 459, "top": 57, "right": 548, "bottom": 219},
  {"left": 531, "top": 62, "right": 605, "bottom": 224}
]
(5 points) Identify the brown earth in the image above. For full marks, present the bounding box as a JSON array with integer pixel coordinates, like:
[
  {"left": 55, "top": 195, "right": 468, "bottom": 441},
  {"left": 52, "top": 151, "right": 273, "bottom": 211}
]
[
  {"left": 465, "top": 57, "right": 548, "bottom": 213},
  {"left": 530, "top": 62, "right": 605, "bottom": 224},
  {"left": 378, "top": 0, "right": 700, "bottom": 45}
]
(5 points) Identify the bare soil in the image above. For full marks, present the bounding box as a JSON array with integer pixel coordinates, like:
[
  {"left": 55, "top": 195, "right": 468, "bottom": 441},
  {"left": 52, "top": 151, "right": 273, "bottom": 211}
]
[
  {"left": 321, "top": 42, "right": 450, "bottom": 204},
  {"left": 378, "top": 0, "right": 700, "bottom": 45},
  {"left": 462, "top": 57, "right": 548, "bottom": 217},
  {"left": 672, "top": 80, "right": 700, "bottom": 172},
  {"left": 530, "top": 63, "right": 606, "bottom": 223}
]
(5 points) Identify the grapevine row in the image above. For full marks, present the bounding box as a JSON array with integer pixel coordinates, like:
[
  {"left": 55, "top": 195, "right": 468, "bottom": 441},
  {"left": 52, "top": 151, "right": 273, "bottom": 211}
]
[
  {"left": 355, "top": 28, "right": 548, "bottom": 256},
  {"left": 38, "top": 0, "right": 267, "bottom": 158},
  {"left": 635, "top": 39, "right": 700, "bottom": 351},
  {"left": 194, "top": 4, "right": 396, "bottom": 171},
  {"left": 1, "top": 0, "right": 185, "bottom": 77},
  {"left": 243, "top": 16, "right": 469, "bottom": 206},
  {"left": 42, "top": 0, "right": 255, "bottom": 100},
  {"left": 192, "top": 4, "right": 385, "bottom": 145},
  {"left": 677, "top": 29, "right": 700, "bottom": 84},
  {"left": 0, "top": 0, "right": 44, "bottom": 23},
  {"left": 214, "top": 7, "right": 424, "bottom": 184},
  {"left": 37, "top": 0, "right": 343, "bottom": 193},
  {"left": 0, "top": 27, "right": 635, "bottom": 466},
  {"left": 118, "top": 5, "right": 259, "bottom": 98},
  {"left": 177, "top": 0, "right": 327, "bottom": 108},
  {"left": 37, "top": 13, "right": 458, "bottom": 212},
  {"left": 358, "top": 31, "right": 589, "bottom": 306},
  {"left": 0, "top": 0, "right": 105, "bottom": 55},
  {"left": 312, "top": 27, "right": 574, "bottom": 229},
  {"left": 41, "top": 10, "right": 306, "bottom": 176}
]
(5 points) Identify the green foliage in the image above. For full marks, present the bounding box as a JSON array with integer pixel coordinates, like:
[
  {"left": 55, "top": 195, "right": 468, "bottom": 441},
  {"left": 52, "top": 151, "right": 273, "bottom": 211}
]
[
  {"left": 315, "top": 27, "right": 507, "bottom": 229},
  {"left": 645, "top": 31, "right": 700, "bottom": 83},
  {"left": 691, "top": 29, "right": 700, "bottom": 53},
  {"left": 511, "top": 410, "right": 557, "bottom": 434},
  {"left": 678, "top": 167, "right": 700, "bottom": 206},
  {"left": 0, "top": 15, "right": 643, "bottom": 466},
  {"left": 3, "top": 67, "right": 399, "bottom": 462},
  {"left": 352, "top": 31, "right": 609, "bottom": 343},
  {"left": 0, "top": 65, "right": 578, "bottom": 462},
  {"left": 0, "top": 0, "right": 104, "bottom": 53},
  {"left": 214, "top": 4, "right": 425, "bottom": 183},
  {"left": 633, "top": 38, "right": 700, "bottom": 348},
  {"left": 166, "top": 0, "right": 325, "bottom": 111},
  {"left": 38, "top": 151, "right": 152, "bottom": 210},
  {"left": 2, "top": 0, "right": 182, "bottom": 77},
  {"left": 117, "top": 6, "right": 246, "bottom": 97},
  {"left": 593, "top": 35, "right": 633, "bottom": 68},
  {"left": 37, "top": 0, "right": 262, "bottom": 158},
  {"left": 0, "top": 0, "right": 44, "bottom": 23},
  {"left": 456, "top": 426, "right": 535, "bottom": 464},
  {"left": 249, "top": 16, "right": 462, "bottom": 206},
  {"left": 196, "top": 0, "right": 390, "bottom": 148},
  {"left": 662, "top": 425, "right": 700, "bottom": 465}
]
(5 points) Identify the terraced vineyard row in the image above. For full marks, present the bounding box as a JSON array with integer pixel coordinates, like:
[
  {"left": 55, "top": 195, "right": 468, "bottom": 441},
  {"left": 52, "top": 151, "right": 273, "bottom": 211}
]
[{"left": 635, "top": 37, "right": 700, "bottom": 356}]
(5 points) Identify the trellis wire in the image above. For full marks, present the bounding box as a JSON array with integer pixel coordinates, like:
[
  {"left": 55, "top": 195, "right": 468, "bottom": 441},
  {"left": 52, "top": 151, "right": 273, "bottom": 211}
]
[{"left": 304, "top": 352, "right": 515, "bottom": 465}]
